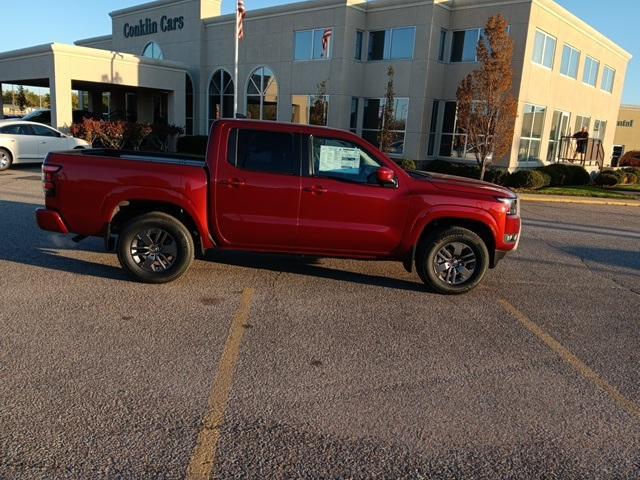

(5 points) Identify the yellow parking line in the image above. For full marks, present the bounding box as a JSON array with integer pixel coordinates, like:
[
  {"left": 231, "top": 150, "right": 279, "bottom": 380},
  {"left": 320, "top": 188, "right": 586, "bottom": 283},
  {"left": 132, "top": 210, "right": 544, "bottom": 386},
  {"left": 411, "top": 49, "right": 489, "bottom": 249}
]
[
  {"left": 185, "top": 288, "right": 256, "bottom": 480},
  {"left": 498, "top": 299, "right": 640, "bottom": 419}
]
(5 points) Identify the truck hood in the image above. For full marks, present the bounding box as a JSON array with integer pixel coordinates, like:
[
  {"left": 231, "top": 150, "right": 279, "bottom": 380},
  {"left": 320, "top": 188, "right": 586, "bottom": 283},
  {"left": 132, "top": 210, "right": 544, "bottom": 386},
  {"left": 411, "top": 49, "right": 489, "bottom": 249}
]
[{"left": 410, "top": 171, "right": 516, "bottom": 199}]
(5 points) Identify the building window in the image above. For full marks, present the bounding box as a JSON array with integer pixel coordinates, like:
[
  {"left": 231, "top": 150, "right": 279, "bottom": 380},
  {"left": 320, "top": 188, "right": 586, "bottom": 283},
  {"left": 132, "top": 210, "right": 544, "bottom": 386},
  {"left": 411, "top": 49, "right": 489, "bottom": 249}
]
[
  {"left": 427, "top": 100, "right": 440, "bottom": 156},
  {"left": 294, "top": 28, "right": 333, "bottom": 60},
  {"left": 355, "top": 31, "right": 364, "bottom": 60},
  {"left": 518, "top": 104, "right": 546, "bottom": 162},
  {"left": 186, "top": 74, "right": 194, "bottom": 135},
  {"left": 574, "top": 115, "right": 591, "bottom": 133},
  {"left": 367, "top": 27, "right": 416, "bottom": 61},
  {"left": 559, "top": 44, "right": 580, "bottom": 79},
  {"left": 532, "top": 29, "right": 556, "bottom": 69},
  {"left": 208, "top": 69, "right": 234, "bottom": 127},
  {"left": 438, "top": 29, "right": 447, "bottom": 61},
  {"left": 361, "top": 97, "right": 409, "bottom": 155},
  {"left": 292, "top": 95, "right": 328, "bottom": 126},
  {"left": 601, "top": 66, "right": 615, "bottom": 93},
  {"left": 142, "top": 41, "right": 164, "bottom": 60},
  {"left": 247, "top": 66, "right": 278, "bottom": 121},
  {"left": 450, "top": 29, "right": 481, "bottom": 63},
  {"left": 437, "top": 101, "right": 468, "bottom": 158},
  {"left": 350, "top": 97, "right": 359, "bottom": 133},
  {"left": 583, "top": 56, "right": 600, "bottom": 86},
  {"left": 593, "top": 119, "right": 607, "bottom": 141}
]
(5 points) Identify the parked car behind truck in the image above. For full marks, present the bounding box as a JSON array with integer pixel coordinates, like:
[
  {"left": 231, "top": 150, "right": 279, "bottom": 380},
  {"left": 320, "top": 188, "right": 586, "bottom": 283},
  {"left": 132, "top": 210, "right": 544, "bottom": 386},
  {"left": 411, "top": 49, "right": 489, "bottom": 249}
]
[
  {"left": 36, "top": 120, "right": 521, "bottom": 294},
  {"left": 0, "top": 120, "right": 89, "bottom": 170}
]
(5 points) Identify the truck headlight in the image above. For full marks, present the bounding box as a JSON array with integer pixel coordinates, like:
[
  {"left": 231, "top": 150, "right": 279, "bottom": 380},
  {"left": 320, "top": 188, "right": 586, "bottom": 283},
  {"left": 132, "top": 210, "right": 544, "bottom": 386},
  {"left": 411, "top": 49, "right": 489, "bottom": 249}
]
[{"left": 497, "top": 197, "right": 519, "bottom": 216}]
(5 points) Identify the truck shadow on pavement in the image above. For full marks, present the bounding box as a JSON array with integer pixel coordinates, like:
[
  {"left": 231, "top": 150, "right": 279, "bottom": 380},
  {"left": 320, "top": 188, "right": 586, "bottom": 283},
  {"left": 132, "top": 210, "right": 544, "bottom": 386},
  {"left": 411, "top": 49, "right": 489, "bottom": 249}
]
[
  {"left": 0, "top": 199, "right": 127, "bottom": 281},
  {"left": 204, "top": 250, "right": 427, "bottom": 292},
  {"left": 2, "top": 199, "right": 424, "bottom": 289}
]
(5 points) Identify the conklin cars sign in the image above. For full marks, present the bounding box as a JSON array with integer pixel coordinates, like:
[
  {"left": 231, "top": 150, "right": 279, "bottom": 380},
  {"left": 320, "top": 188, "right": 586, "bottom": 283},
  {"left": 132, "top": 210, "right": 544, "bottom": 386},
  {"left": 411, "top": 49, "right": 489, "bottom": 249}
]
[{"left": 123, "top": 16, "right": 185, "bottom": 38}]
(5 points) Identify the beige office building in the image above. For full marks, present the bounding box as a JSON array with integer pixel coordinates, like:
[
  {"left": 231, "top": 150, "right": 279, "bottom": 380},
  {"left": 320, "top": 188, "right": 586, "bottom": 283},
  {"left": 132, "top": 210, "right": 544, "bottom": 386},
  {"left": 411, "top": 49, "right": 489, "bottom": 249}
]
[
  {"left": 0, "top": 0, "right": 631, "bottom": 170},
  {"left": 614, "top": 105, "right": 640, "bottom": 158}
]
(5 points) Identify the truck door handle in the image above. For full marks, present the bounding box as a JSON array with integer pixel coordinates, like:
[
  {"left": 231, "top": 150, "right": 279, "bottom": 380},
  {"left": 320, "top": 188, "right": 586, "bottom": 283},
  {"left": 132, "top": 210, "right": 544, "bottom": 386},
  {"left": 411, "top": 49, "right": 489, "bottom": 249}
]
[
  {"left": 303, "top": 185, "right": 328, "bottom": 195},
  {"left": 219, "top": 178, "right": 245, "bottom": 187}
]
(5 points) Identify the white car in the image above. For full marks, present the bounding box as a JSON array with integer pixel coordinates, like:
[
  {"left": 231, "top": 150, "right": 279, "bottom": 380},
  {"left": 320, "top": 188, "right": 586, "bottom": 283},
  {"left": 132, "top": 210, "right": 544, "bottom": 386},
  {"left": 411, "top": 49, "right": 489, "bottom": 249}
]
[{"left": 0, "top": 120, "right": 89, "bottom": 171}]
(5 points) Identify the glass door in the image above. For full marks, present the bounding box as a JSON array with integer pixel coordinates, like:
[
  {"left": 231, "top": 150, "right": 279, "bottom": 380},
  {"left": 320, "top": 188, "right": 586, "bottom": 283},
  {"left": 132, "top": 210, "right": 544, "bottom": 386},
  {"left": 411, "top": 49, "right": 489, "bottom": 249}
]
[{"left": 547, "top": 110, "right": 570, "bottom": 163}]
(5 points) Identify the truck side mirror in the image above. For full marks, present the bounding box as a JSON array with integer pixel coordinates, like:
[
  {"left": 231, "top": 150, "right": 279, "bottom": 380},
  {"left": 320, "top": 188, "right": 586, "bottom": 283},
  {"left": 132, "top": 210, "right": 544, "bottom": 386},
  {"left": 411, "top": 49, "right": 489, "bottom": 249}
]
[{"left": 376, "top": 167, "right": 397, "bottom": 187}]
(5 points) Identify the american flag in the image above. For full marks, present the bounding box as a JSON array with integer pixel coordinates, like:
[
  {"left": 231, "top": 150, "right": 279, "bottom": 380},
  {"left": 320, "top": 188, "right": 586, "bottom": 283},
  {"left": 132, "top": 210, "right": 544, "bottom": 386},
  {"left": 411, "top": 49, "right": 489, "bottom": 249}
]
[
  {"left": 237, "top": 0, "right": 247, "bottom": 41},
  {"left": 322, "top": 28, "right": 333, "bottom": 57}
]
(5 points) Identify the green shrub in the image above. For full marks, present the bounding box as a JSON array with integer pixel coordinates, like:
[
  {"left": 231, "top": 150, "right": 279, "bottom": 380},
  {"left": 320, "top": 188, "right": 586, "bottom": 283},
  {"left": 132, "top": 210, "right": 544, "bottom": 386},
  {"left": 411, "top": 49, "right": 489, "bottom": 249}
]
[
  {"left": 594, "top": 173, "right": 618, "bottom": 187},
  {"left": 397, "top": 159, "right": 417, "bottom": 171},
  {"left": 507, "top": 170, "right": 551, "bottom": 190},
  {"left": 484, "top": 168, "right": 511, "bottom": 186},
  {"left": 601, "top": 168, "right": 638, "bottom": 184},
  {"left": 622, "top": 167, "right": 640, "bottom": 178},
  {"left": 537, "top": 164, "right": 590, "bottom": 186},
  {"left": 424, "top": 160, "right": 513, "bottom": 185},
  {"left": 176, "top": 136, "right": 208, "bottom": 156},
  {"left": 424, "top": 160, "right": 459, "bottom": 175},
  {"left": 424, "top": 160, "right": 481, "bottom": 179},
  {"left": 625, "top": 173, "right": 638, "bottom": 184}
]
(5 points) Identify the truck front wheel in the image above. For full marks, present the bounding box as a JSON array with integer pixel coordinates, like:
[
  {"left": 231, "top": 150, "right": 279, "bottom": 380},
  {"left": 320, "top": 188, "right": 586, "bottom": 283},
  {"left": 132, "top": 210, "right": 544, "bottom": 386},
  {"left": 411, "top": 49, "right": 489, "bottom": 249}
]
[
  {"left": 117, "top": 212, "right": 194, "bottom": 284},
  {"left": 416, "top": 226, "right": 489, "bottom": 295}
]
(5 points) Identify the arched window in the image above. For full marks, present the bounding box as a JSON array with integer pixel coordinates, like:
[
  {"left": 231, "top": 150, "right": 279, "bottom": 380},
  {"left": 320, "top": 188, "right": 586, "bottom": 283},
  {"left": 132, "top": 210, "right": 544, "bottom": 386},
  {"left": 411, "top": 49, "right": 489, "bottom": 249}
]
[
  {"left": 142, "top": 42, "right": 164, "bottom": 60},
  {"left": 185, "top": 74, "right": 194, "bottom": 135},
  {"left": 208, "top": 69, "right": 234, "bottom": 127},
  {"left": 247, "top": 66, "right": 278, "bottom": 121}
]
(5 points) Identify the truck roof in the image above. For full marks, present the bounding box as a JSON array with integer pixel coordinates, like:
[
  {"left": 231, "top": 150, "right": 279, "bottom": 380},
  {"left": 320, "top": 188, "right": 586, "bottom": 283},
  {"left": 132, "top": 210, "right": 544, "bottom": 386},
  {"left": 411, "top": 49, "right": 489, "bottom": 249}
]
[{"left": 212, "top": 119, "right": 356, "bottom": 138}]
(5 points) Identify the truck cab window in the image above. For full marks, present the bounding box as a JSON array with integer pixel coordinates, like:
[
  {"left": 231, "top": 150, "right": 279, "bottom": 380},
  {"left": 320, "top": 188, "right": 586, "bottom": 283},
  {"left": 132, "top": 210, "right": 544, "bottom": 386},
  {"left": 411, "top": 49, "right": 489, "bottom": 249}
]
[
  {"left": 311, "top": 136, "right": 382, "bottom": 185},
  {"left": 232, "top": 129, "right": 299, "bottom": 175}
]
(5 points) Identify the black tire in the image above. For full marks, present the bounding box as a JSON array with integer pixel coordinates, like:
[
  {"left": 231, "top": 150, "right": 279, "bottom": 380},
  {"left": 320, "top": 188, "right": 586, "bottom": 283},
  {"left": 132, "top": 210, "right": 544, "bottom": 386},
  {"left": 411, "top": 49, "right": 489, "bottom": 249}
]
[
  {"left": 415, "top": 226, "right": 489, "bottom": 295},
  {"left": 116, "top": 212, "right": 194, "bottom": 284},
  {"left": 0, "top": 148, "right": 13, "bottom": 171}
]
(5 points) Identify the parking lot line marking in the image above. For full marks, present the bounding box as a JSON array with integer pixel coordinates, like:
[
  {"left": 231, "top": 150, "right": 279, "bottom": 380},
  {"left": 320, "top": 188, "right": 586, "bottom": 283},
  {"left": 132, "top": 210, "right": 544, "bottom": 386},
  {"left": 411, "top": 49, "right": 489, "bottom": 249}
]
[
  {"left": 498, "top": 299, "right": 640, "bottom": 419},
  {"left": 185, "top": 288, "right": 256, "bottom": 480}
]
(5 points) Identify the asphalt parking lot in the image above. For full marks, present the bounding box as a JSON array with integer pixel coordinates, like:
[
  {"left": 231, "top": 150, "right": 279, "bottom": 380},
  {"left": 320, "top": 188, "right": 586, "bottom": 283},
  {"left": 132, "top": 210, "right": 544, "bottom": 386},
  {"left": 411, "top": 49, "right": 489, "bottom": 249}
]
[{"left": 1, "top": 166, "right": 639, "bottom": 479}]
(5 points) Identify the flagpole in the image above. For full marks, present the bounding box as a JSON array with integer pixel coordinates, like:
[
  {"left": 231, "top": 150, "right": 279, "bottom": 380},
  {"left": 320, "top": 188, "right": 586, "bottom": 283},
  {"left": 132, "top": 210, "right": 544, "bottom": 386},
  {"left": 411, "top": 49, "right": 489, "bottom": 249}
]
[{"left": 234, "top": 4, "right": 239, "bottom": 118}]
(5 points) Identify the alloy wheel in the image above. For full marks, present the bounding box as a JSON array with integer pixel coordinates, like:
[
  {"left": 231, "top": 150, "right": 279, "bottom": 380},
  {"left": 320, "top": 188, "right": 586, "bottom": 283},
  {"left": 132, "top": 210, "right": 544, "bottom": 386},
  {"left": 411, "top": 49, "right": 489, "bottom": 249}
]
[
  {"left": 130, "top": 228, "right": 178, "bottom": 273},
  {"left": 0, "top": 152, "right": 9, "bottom": 169},
  {"left": 433, "top": 241, "right": 477, "bottom": 286}
]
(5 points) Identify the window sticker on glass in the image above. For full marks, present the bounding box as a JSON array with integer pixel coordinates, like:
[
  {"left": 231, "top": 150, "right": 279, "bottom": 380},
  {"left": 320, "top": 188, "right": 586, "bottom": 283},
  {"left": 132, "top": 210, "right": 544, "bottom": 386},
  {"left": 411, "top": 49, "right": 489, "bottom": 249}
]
[{"left": 319, "top": 145, "right": 361, "bottom": 173}]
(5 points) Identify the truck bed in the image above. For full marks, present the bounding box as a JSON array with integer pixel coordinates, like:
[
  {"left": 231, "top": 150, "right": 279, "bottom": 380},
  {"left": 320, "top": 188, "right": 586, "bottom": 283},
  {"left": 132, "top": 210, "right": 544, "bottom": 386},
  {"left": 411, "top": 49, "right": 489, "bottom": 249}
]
[{"left": 44, "top": 148, "right": 210, "bottom": 242}]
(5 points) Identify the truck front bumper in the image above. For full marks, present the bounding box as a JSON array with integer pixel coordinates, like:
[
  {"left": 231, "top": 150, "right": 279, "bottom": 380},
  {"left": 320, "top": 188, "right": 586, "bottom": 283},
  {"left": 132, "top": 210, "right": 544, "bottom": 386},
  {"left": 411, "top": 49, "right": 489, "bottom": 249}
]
[{"left": 36, "top": 208, "right": 69, "bottom": 234}]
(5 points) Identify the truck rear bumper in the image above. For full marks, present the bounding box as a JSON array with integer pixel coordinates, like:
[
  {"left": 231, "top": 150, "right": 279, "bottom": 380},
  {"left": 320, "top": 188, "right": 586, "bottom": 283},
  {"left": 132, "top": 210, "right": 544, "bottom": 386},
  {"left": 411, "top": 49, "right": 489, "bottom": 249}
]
[{"left": 36, "top": 208, "right": 69, "bottom": 234}]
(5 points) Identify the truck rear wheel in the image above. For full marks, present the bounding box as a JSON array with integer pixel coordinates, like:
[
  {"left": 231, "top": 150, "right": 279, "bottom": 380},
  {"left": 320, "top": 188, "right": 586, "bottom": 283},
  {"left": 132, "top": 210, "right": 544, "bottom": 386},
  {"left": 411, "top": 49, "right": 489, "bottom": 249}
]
[
  {"left": 416, "top": 226, "right": 489, "bottom": 295},
  {"left": 117, "top": 212, "right": 194, "bottom": 284}
]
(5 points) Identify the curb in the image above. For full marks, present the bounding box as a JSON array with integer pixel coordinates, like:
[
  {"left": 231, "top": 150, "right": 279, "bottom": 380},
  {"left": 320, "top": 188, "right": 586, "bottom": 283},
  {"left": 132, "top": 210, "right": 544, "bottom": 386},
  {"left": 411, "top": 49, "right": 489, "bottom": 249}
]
[{"left": 520, "top": 195, "right": 640, "bottom": 207}]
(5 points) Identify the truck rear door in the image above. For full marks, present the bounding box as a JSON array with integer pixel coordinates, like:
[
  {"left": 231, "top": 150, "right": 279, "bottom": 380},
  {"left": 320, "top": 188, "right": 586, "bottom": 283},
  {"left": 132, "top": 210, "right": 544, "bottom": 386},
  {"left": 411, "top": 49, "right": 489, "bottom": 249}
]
[{"left": 213, "top": 126, "right": 302, "bottom": 249}]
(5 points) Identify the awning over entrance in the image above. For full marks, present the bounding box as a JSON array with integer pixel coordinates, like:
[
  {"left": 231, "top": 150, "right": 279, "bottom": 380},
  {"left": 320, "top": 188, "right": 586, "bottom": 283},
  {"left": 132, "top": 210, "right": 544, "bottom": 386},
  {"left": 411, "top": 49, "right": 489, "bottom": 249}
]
[{"left": 0, "top": 43, "right": 189, "bottom": 129}]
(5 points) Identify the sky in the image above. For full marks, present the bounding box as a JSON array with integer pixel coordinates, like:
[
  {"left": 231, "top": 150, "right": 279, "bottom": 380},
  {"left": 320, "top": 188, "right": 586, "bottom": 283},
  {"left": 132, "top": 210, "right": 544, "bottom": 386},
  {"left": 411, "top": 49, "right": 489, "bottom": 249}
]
[{"left": 2, "top": 0, "right": 638, "bottom": 104}]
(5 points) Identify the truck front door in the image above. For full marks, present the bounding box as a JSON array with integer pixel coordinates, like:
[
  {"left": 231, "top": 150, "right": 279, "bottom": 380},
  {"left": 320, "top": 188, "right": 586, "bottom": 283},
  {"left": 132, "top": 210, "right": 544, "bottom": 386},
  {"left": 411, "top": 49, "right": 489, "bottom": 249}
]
[
  {"left": 214, "top": 127, "right": 302, "bottom": 249},
  {"left": 297, "top": 135, "right": 409, "bottom": 255}
]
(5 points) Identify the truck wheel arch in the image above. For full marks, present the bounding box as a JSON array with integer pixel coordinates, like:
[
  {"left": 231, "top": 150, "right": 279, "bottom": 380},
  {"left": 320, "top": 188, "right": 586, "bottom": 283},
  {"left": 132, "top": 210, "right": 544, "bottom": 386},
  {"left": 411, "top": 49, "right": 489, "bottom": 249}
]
[
  {"left": 108, "top": 201, "right": 208, "bottom": 255},
  {"left": 411, "top": 214, "right": 498, "bottom": 269}
]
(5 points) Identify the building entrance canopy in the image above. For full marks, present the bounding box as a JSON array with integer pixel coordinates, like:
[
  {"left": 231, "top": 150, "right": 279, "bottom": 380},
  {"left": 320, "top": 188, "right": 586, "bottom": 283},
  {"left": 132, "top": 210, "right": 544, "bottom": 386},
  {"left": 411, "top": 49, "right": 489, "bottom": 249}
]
[{"left": 0, "top": 43, "right": 189, "bottom": 129}]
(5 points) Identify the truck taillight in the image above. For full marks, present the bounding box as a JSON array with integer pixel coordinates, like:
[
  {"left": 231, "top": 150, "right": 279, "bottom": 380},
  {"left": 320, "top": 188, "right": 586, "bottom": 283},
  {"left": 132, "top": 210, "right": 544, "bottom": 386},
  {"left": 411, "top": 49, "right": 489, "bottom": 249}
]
[{"left": 42, "top": 165, "right": 62, "bottom": 197}]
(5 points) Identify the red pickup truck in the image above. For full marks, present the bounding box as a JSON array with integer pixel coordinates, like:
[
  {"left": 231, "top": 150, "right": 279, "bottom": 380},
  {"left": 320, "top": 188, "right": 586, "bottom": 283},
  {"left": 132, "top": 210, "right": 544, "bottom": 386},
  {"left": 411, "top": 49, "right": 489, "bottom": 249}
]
[{"left": 36, "top": 120, "right": 521, "bottom": 294}]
